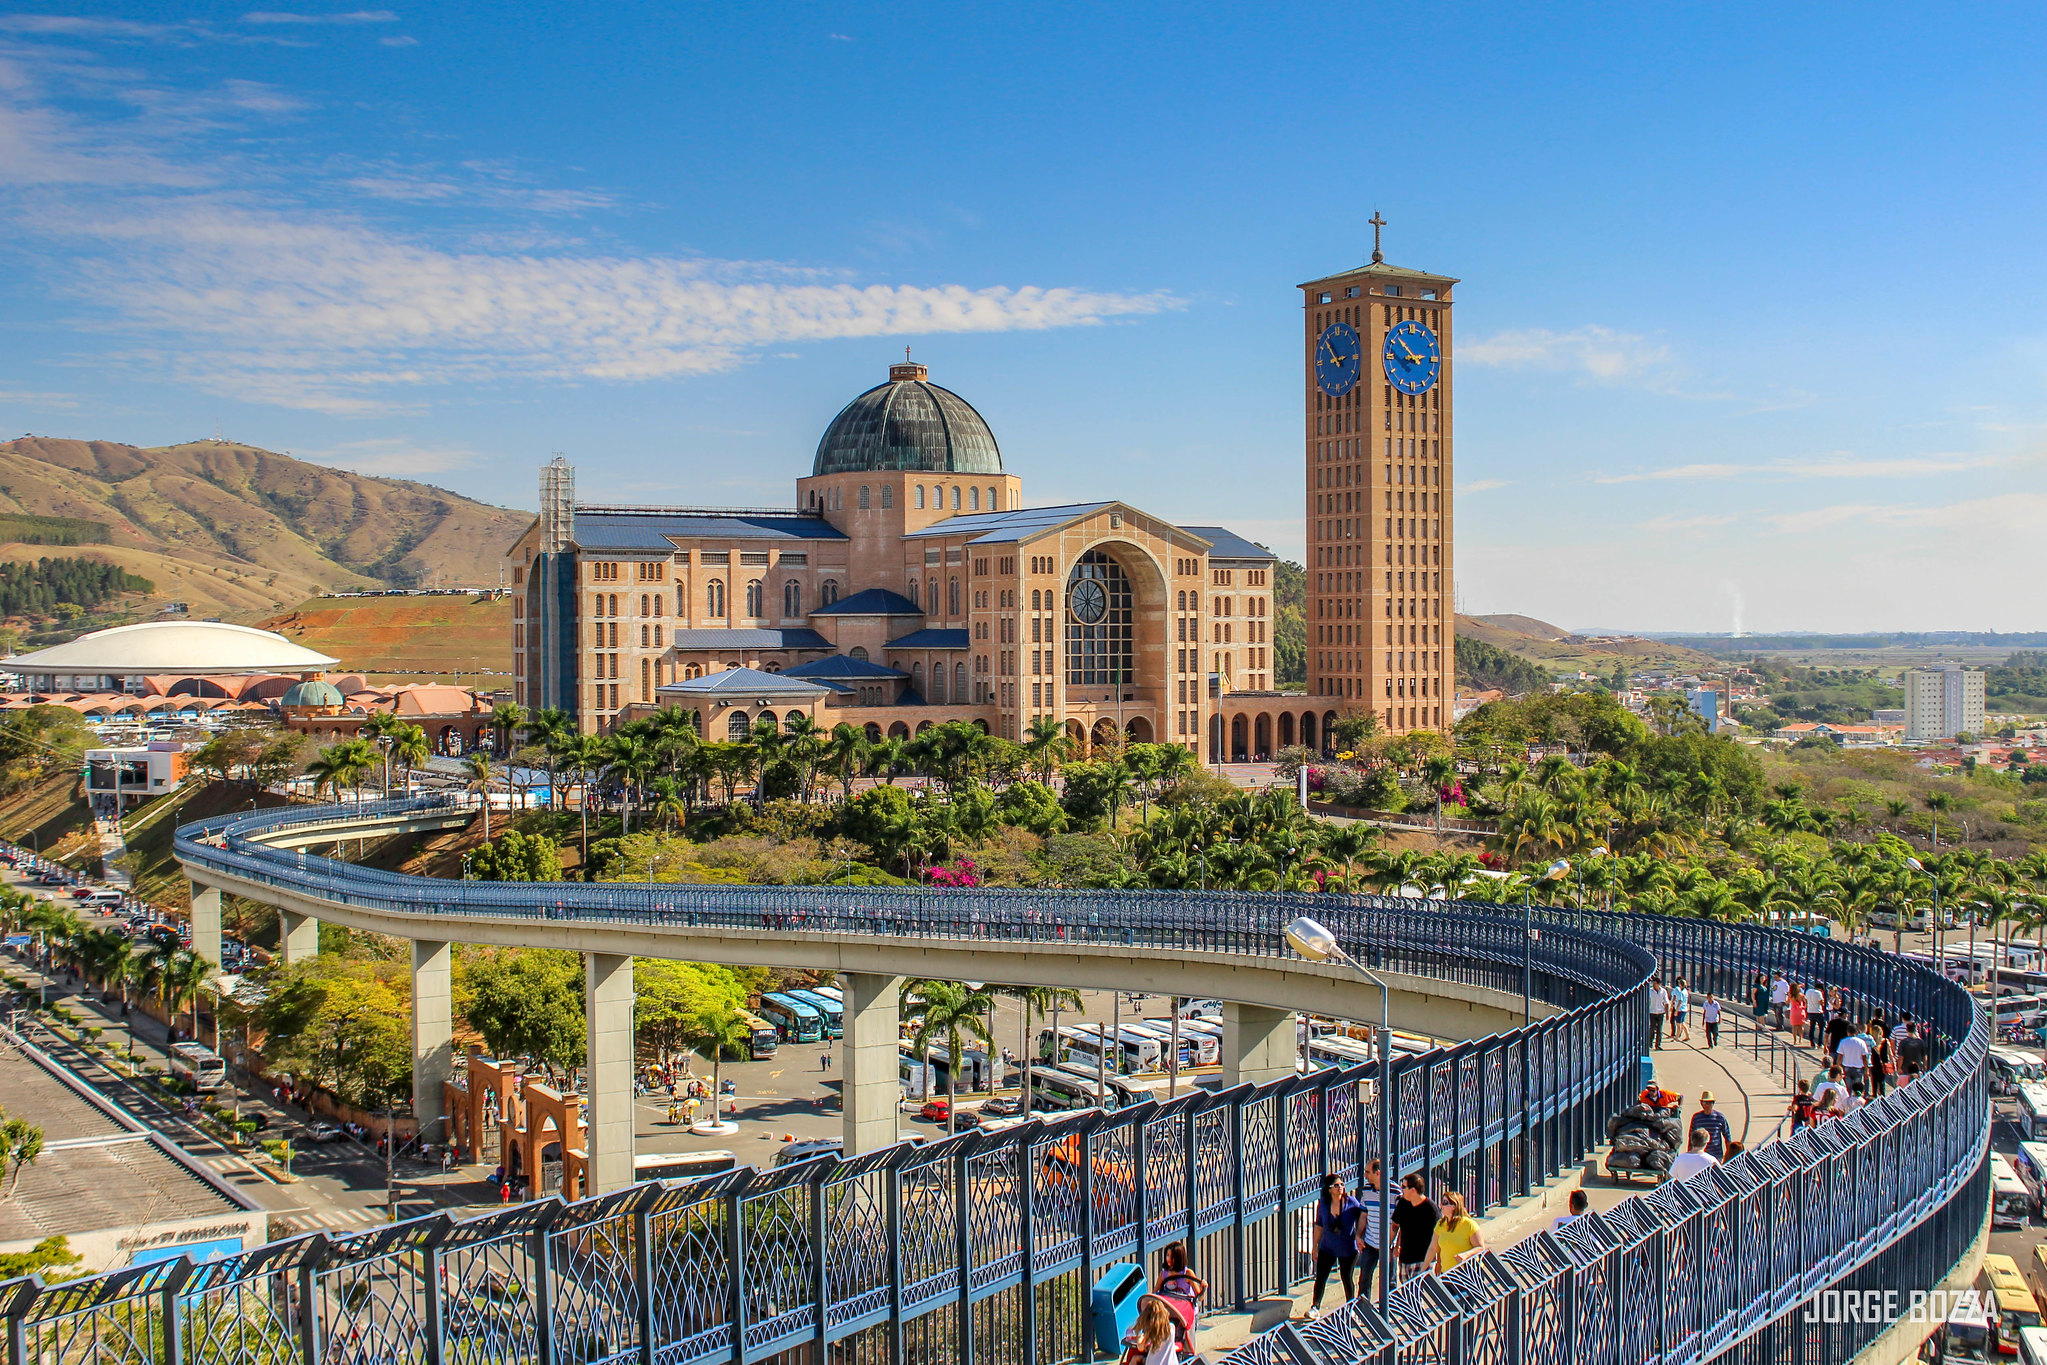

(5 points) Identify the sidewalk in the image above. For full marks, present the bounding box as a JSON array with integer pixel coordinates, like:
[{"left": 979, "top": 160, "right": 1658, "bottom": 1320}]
[{"left": 1192, "top": 1012, "right": 1806, "bottom": 1354}]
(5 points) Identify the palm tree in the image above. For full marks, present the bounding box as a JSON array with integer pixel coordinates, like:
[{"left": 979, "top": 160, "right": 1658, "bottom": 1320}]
[
  {"left": 866, "top": 737, "right": 909, "bottom": 786},
  {"left": 360, "top": 711, "right": 404, "bottom": 793},
  {"left": 464, "top": 752, "right": 497, "bottom": 841},
  {"left": 390, "top": 723, "right": 430, "bottom": 797},
  {"left": 1923, "top": 791, "right": 1954, "bottom": 847},
  {"left": 561, "top": 735, "right": 607, "bottom": 873},
  {"left": 1423, "top": 754, "right": 1457, "bottom": 836},
  {"left": 779, "top": 713, "right": 827, "bottom": 803},
  {"left": 824, "top": 724, "right": 869, "bottom": 802},
  {"left": 606, "top": 731, "right": 656, "bottom": 833},
  {"left": 530, "top": 707, "right": 575, "bottom": 812},
  {"left": 683, "top": 1008, "right": 752, "bottom": 1129},
  {"left": 155, "top": 949, "right": 212, "bottom": 1043},
  {"left": 1022, "top": 716, "right": 1072, "bottom": 782},
  {"left": 907, "top": 979, "right": 995, "bottom": 1135},
  {"left": 995, "top": 985, "right": 1082, "bottom": 1116},
  {"left": 490, "top": 701, "right": 528, "bottom": 759}
]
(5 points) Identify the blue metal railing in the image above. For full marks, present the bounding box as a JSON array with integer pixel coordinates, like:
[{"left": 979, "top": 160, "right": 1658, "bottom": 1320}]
[{"left": 0, "top": 801, "right": 1988, "bottom": 1365}]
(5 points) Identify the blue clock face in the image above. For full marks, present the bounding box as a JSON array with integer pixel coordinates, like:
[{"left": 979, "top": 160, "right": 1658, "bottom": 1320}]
[
  {"left": 1383, "top": 319, "right": 1442, "bottom": 395},
  {"left": 1315, "top": 323, "right": 1362, "bottom": 397}
]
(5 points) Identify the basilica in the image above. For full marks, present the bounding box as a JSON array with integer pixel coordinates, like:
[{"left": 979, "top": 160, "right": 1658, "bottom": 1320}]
[{"left": 505, "top": 361, "right": 1323, "bottom": 761}]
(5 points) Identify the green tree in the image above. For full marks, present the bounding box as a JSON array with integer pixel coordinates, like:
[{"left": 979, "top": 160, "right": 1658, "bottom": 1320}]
[
  {"left": 458, "top": 949, "right": 586, "bottom": 1081},
  {"left": 907, "top": 979, "right": 995, "bottom": 1134},
  {"left": 683, "top": 1007, "right": 753, "bottom": 1125},
  {"left": 466, "top": 830, "right": 565, "bottom": 882},
  {"left": 0, "top": 1110, "right": 45, "bottom": 1195}
]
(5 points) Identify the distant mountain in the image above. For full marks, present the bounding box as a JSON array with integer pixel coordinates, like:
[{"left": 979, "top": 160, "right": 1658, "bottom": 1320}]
[
  {"left": 1456, "top": 612, "right": 1721, "bottom": 676},
  {"left": 0, "top": 437, "right": 531, "bottom": 620}
]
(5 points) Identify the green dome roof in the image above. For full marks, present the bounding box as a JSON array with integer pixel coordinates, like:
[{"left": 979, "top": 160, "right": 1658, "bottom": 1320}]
[
  {"left": 280, "top": 679, "right": 343, "bottom": 708},
  {"left": 813, "top": 363, "right": 1002, "bottom": 477}
]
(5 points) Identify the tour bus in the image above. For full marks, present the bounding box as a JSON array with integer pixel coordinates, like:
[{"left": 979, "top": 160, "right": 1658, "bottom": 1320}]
[
  {"left": 785, "top": 989, "right": 844, "bottom": 1039},
  {"left": 1994, "top": 1152, "right": 2034, "bottom": 1229},
  {"left": 1942, "top": 1297, "right": 1998, "bottom": 1364},
  {"left": 808, "top": 984, "right": 845, "bottom": 1008},
  {"left": 758, "top": 993, "right": 825, "bottom": 1044},
  {"left": 1764, "top": 909, "right": 1832, "bottom": 935},
  {"left": 169, "top": 1043, "right": 227, "bottom": 1092},
  {"left": 1040, "top": 1025, "right": 1164, "bottom": 1074},
  {"left": 1027, "top": 1064, "right": 1151, "bottom": 1113},
  {"left": 899, "top": 1043, "right": 991, "bottom": 1096},
  {"left": 1996, "top": 996, "right": 2047, "bottom": 1032},
  {"left": 2019, "top": 1085, "right": 2047, "bottom": 1144},
  {"left": 2009, "top": 941, "right": 2045, "bottom": 973},
  {"left": 2015, "top": 1142, "right": 2047, "bottom": 1214},
  {"left": 1179, "top": 1016, "right": 1228, "bottom": 1060},
  {"left": 2018, "top": 1327, "right": 2047, "bottom": 1365},
  {"left": 736, "top": 1010, "right": 780, "bottom": 1061},
  {"left": 1124, "top": 1020, "right": 1219, "bottom": 1069},
  {"left": 1990, "top": 1047, "right": 2045, "bottom": 1095},
  {"left": 635, "top": 1151, "right": 738, "bottom": 1181},
  {"left": 1984, "top": 1253, "right": 2044, "bottom": 1355}
]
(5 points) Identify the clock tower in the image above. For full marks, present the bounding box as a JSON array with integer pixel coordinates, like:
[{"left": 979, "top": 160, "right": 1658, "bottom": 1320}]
[{"left": 1301, "top": 230, "right": 1456, "bottom": 734}]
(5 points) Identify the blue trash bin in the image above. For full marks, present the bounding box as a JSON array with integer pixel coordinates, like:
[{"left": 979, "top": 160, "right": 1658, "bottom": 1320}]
[
  {"left": 1639, "top": 1055, "right": 1656, "bottom": 1094},
  {"left": 1092, "top": 1263, "right": 1148, "bottom": 1356}
]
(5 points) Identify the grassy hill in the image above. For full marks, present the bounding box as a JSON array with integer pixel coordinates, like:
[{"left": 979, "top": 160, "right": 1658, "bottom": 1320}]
[
  {"left": 1457, "top": 613, "right": 1722, "bottom": 676},
  {"left": 0, "top": 437, "right": 531, "bottom": 622},
  {"left": 256, "top": 594, "right": 512, "bottom": 682}
]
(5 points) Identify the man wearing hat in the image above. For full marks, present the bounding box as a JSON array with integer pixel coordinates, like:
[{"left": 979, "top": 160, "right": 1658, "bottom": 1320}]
[{"left": 1689, "top": 1090, "right": 1732, "bottom": 1160}]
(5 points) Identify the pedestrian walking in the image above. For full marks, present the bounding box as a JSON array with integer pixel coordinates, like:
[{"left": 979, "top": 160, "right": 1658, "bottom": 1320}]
[
  {"left": 1786, "top": 982, "right": 1807, "bottom": 1041},
  {"left": 1307, "top": 1175, "right": 1363, "bottom": 1318},
  {"left": 1356, "top": 1160, "right": 1386, "bottom": 1301},
  {"left": 1552, "top": 1188, "right": 1589, "bottom": 1232},
  {"left": 1671, "top": 979, "right": 1690, "bottom": 1043},
  {"left": 1647, "top": 978, "right": 1667, "bottom": 1050},
  {"left": 1688, "top": 1090, "right": 1731, "bottom": 1160},
  {"left": 1701, "top": 994, "right": 1721, "bottom": 1048},
  {"left": 1804, "top": 983, "right": 1827, "bottom": 1048},
  {"left": 1834, "top": 1024, "right": 1871, "bottom": 1092},
  {"left": 1669, "top": 1130, "right": 1719, "bottom": 1183},
  {"left": 1770, "top": 973, "right": 1790, "bottom": 1029},
  {"left": 1392, "top": 1175, "right": 1438, "bottom": 1286},
  {"left": 1426, "top": 1192, "right": 1485, "bottom": 1274}
]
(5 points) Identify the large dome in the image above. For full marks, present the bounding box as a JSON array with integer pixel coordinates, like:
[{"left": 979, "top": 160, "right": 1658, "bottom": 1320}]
[{"left": 812, "top": 363, "right": 1002, "bottom": 477}]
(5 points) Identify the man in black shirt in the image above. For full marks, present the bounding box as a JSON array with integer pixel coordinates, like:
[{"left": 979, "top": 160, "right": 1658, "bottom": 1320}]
[
  {"left": 1899, "top": 1024, "right": 1930, "bottom": 1077},
  {"left": 1391, "top": 1173, "right": 1439, "bottom": 1284}
]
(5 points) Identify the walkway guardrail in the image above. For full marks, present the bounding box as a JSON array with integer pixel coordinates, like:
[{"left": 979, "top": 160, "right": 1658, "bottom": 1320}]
[{"left": 0, "top": 801, "right": 1988, "bottom": 1365}]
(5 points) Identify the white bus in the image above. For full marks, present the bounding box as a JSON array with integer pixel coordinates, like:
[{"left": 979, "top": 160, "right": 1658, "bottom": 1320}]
[
  {"left": 898, "top": 1043, "right": 991, "bottom": 1097},
  {"left": 169, "top": 1043, "right": 227, "bottom": 1092},
  {"left": 1027, "top": 1064, "right": 1150, "bottom": 1113},
  {"left": 1039, "top": 1025, "right": 1163, "bottom": 1074},
  {"left": 1125, "top": 1020, "right": 1218, "bottom": 1069},
  {"left": 635, "top": 1151, "right": 738, "bottom": 1181},
  {"left": 1993, "top": 1151, "right": 2033, "bottom": 1229},
  {"left": 2012, "top": 1141, "right": 2047, "bottom": 1214},
  {"left": 2019, "top": 1084, "right": 2047, "bottom": 1143}
]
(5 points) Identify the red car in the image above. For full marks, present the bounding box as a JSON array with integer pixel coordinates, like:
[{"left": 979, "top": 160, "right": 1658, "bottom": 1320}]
[{"left": 918, "top": 1099, "right": 952, "bottom": 1122}]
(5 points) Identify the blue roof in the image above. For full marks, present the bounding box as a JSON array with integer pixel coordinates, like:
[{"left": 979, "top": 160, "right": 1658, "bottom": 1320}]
[
  {"left": 784, "top": 654, "right": 907, "bottom": 681},
  {"left": 669, "top": 628, "right": 833, "bottom": 650},
  {"left": 656, "top": 666, "right": 832, "bottom": 697},
  {"left": 902, "top": 502, "right": 1115, "bottom": 544},
  {"left": 572, "top": 508, "right": 845, "bottom": 550},
  {"left": 809, "top": 588, "right": 921, "bottom": 617},
  {"left": 1182, "top": 526, "right": 1273, "bottom": 561},
  {"left": 885, "top": 628, "right": 971, "bottom": 650}
]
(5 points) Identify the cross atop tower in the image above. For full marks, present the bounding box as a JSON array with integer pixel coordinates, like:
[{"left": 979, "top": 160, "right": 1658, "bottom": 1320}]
[{"left": 1369, "top": 211, "right": 1388, "bottom": 264}]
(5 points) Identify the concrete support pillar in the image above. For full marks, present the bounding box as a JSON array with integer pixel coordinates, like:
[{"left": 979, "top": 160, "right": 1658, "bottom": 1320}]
[
  {"left": 411, "top": 940, "right": 453, "bottom": 1146},
  {"left": 188, "top": 882, "right": 222, "bottom": 968},
  {"left": 1223, "top": 1002, "right": 1296, "bottom": 1088},
  {"left": 278, "top": 910, "right": 319, "bottom": 965},
  {"left": 584, "top": 952, "right": 635, "bottom": 1195},
  {"left": 841, "top": 971, "right": 904, "bottom": 1156}
]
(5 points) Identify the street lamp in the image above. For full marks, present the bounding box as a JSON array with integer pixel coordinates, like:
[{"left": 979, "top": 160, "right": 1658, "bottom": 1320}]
[
  {"left": 1906, "top": 857, "right": 1941, "bottom": 972},
  {"left": 1285, "top": 915, "right": 1395, "bottom": 1312},
  {"left": 1578, "top": 846, "right": 1610, "bottom": 911}
]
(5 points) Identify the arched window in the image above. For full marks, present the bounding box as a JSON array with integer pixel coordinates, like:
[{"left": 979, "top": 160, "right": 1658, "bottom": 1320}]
[
  {"left": 951, "top": 486, "right": 961, "bottom": 510},
  {"left": 928, "top": 578, "right": 938, "bottom": 613},
  {"left": 859, "top": 485, "right": 870, "bottom": 509},
  {"left": 745, "top": 580, "right": 763, "bottom": 617},
  {"left": 930, "top": 664, "right": 945, "bottom": 702},
  {"left": 912, "top": 662, "right": 925, "bottom": 696},
  {"left": 955, "top": 663, "right": 967, "bottom": 699},
  {"left": 948, "top": 578, "right": 960, "bottom": 616},
  {"left": 639, "top": 594, "right": 649, "bottom": 616},
  {"left": 969, "top": 487, "right": 980, "bottom": 511},
  {"left": 881, "top": 485, "right": 894, "bottom": 509},
  {"left": 850, "top": 646, "right": 869, "bottom": 662},
  {"left": 727, "top": 710, "right": 750, "bottom": 739},
  {"left": 821, "top": 579, "right": 839, "bottom": 607},
  {"left": 907, "top": 578, "right": 919, "bottom": 610},
  {"left": 706, "top": 580, "right": 725, "bottom": 617},
  {"left": 988, "top": 486, "right": 999, "bottom": 509},
  {"left": 784, "top": 580, "right": 802, "bottom": 617},
  {"left": 608, "top": 594, "right": 618, "bottom": 615},
  {"left": 1065, "top": 549, "right": 1133, "bottom": 687},
  {"left": 654, "top": 594, "right": 664, "bottom": 617},
  {"left": 1030, "top": 589, "right": 1041, "bottom": 610},
  {"left": 915, "top": 485, "right": 926, "bottom": 509}
]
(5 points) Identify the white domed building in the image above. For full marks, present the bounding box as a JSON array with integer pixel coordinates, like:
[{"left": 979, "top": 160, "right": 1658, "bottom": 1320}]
[{"left": 507, "top": 360, "right": 1314, "bottom": 761}]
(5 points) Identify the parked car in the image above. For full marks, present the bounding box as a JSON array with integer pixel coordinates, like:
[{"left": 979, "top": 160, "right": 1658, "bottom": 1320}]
[
  {"left": 979, "top": 1096, "right": 1025, "bottom": 1118},
  {"left": 36, "top": 872, "right": 66, "bottom": 886},
  {"left": 303, "top": 1121, "right": 342, "bottom": 1143},
  {"left": 774, "top": 1137, "right": 842, "bottom": 1167},
  {"left": 918, "top": 1099, "right": 953, "bottom": 1122}
]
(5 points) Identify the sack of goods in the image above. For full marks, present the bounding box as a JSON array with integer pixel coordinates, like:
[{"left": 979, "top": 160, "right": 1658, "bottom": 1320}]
[{"left": 1603, "top": 1095, "right": 1682, "bottom": 1179}]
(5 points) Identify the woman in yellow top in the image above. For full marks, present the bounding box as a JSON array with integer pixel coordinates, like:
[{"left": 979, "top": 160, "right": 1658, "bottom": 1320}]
[{"left": 1426, "top": 1191, "right": 1486, "bottom": 1274}]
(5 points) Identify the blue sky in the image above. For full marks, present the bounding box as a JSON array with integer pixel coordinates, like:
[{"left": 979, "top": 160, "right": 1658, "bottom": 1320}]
[{"left": 1, "top": 4, "right": 2043, "bottom": 633}]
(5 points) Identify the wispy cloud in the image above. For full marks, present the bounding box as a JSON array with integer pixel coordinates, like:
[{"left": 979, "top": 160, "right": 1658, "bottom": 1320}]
[
  {"left": 1595, "top": 451, "right": 2009, "bottom": 484},
  {"left": 0, "top": 387, "right": 79, "bottom": 408},
  {"left": 1641, "top": 512, "right": 1739, "bottom": 532},
  {"left": 1461, "top": 325, "right": 1672, "bottom": 382},
  {"left": 0, "top": 42, "right": 1177, "bottom": 414},
  {"left": 241, "top": 10, "right": 398, "bottom": 24},
  {"left": 1765, "top": 492, "right": 2047, "bottom": 536},
  {"left": 1461, "top": 478, "right": 1511, "bottom": 494},
  {"left": 296, "top": 436, "right": 484, "bottom": 476}
]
